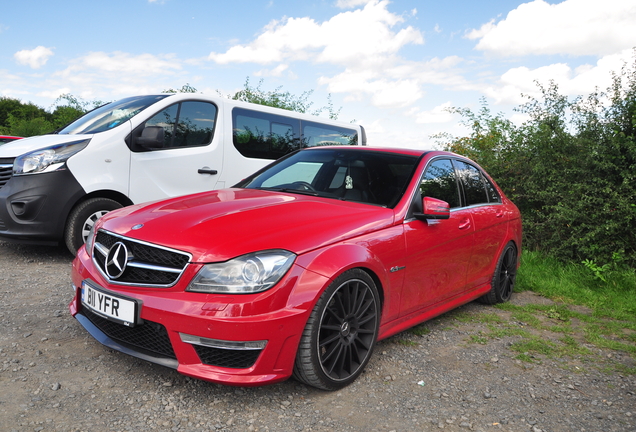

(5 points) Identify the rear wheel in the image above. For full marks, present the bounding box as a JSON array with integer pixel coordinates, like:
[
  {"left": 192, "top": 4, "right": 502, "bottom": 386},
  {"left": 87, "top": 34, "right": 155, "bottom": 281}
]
[
  {"left": 293, "top": 269, "right": 380, "bottom": 390},
  {"left": 478, "top": 242, "right": 517, "bottom": 305},
  {"left": 64, "top": 198, "right": 122, "bottom": 255}
]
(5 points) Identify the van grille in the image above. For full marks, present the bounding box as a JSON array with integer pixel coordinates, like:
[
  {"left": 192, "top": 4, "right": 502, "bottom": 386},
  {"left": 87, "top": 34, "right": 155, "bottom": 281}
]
[
  {"left": 93, "top": 230, "right": 191, "bottom": 287},
  {"left": 0, "top": 159, "right": 13, "bottom": 189}
]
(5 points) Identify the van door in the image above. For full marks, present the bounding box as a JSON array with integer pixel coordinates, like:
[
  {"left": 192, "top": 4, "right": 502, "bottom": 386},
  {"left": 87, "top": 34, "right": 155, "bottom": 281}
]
[{"left": 128, "top": 100, "right": 223, "bottom": 203}]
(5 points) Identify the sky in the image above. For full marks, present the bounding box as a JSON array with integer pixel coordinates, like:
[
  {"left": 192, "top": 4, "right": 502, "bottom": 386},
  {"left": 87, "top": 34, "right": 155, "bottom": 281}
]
[{"left": 1, "top": 0, "right": 635, "bottom": 148}]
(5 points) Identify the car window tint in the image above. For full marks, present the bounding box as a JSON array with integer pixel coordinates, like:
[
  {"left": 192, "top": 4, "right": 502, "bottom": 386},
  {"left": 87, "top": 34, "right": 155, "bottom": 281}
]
[
  {"left": 145, "top": 104, "right": 179, "bottom": 148},
  {"left": 301, "top": 123, "right": 358, "bottom": 147},
  {"left": 262, "top": 162, "right": 322, "bottom": 187},
  {"left": 484, "top": 176, "right": 501, "bottom": 203},
  {"left": 420, "top": 159, "right": 461, "bottom": 208},
  {"left": 454, "top": 160, "right": 488, "bottom": 206},
  {"left": 174, "top": 102, "right": 216, "bottom": 147},
  {"left": 145, "top": 101, "right": 216, "bottom": 149},
  {"left": 240, "top": 149, "right": 418, "bottom": 208}
]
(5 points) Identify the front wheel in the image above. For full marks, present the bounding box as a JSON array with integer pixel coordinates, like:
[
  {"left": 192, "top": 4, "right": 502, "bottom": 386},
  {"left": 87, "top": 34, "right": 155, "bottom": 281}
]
[
  {"left": 293, "top": 269, "right": 380, "bottom": 390},
  {"left": 64, "top": 198, "right": 122, "bottom": 255},
  {"left": 478, "top": 242, "right": 517, "bottom": 305}
]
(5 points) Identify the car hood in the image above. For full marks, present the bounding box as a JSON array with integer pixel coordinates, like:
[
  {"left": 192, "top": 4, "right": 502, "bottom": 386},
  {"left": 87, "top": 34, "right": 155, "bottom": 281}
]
[
  {"left": 99, "top": 188, "right": 396, "bottom": 262},
  {"left": 0, "top": 134, "right": 92, "bottom": 157}
]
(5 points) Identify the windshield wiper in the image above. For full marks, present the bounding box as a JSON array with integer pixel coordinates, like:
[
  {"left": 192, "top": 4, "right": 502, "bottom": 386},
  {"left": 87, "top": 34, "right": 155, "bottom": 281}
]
[{"left": 255, "top": 187, "right": 321, "bottom": 197}]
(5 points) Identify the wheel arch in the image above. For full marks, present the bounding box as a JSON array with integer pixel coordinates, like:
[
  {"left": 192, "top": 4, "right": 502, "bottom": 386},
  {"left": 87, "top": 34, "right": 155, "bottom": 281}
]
[{"left": 291, "top": 243, "right": 389, "bottom": 313}]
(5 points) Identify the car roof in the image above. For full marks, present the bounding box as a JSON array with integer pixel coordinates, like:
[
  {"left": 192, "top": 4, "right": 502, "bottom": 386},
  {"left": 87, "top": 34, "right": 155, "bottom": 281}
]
[{"left": 300, "top": 145, "right": 435, "bottom": 157}]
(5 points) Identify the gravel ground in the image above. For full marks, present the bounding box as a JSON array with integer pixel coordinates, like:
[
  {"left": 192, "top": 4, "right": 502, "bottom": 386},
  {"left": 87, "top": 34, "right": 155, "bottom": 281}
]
[{"left": 1, "top": 241, "right": 634, "bottom": 432}]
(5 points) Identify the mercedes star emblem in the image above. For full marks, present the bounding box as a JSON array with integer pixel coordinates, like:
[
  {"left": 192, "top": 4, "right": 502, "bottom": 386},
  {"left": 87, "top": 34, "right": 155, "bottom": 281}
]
[{"left": 105, "top": 242, "right": 129, "bottom": 279}]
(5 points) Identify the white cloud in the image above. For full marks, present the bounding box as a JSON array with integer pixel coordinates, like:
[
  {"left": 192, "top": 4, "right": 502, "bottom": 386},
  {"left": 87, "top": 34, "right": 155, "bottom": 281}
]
[
  {"left": 411, "top": 102, "right": 455, "bottom": 124},
  {"left": 209, "top": 1, "right": 423, "bottom": 68},
  {"left": 65, "top": 51, "right": 182, "bottom": 75},
  {"left": 209, "top": 0, "right": 428, "bottom": 108},
  {"left": 481, "top": 48, "right": 635, "bottom": 105},
  {"left": 254, "top": 64, "right": 293, "bottom": 78},
  {"left": 467, "top": 0, "right": 636, "bottom": 57},
  {"left": 14, "top": 46, "right": 54, "bottom": 69},
  {"left": 335, "top": 0, "right": 372, "bottom": 8}
]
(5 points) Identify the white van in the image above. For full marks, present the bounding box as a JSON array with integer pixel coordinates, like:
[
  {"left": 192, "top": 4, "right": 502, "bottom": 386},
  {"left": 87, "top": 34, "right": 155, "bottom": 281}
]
[{"left": 0, "top": 93, "right": 366, "bottom": 253}]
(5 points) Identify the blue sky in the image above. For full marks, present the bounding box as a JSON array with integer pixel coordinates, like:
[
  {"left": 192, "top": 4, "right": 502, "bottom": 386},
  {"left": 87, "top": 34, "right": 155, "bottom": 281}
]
[{"left": 1, "top": 0, "right": 635, "bottom": 147}]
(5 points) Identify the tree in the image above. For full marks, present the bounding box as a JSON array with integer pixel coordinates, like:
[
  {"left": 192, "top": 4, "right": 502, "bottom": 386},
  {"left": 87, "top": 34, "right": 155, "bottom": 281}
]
[
  {"left": 228, "top": 78, "right": 341, "bottom": 120},
  {"left": 436, "top": 56, "right": 636, "bottom": 267}
]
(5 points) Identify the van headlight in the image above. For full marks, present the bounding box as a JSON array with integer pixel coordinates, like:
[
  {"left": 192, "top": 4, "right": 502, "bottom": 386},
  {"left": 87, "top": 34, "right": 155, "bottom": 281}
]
[
  {"left": 13, "top": 139, "right": 90, "bottom": 175},
  {"left": 187, "top": 250, "right": 296, "bottom": 294}
]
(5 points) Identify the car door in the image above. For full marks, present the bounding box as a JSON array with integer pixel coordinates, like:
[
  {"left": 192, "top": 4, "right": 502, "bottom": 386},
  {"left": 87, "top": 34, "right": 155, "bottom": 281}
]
[
  {"left": 454, "top": 160, "right": 509, "bottom": 290},
  {"left": 129, "top": 100, "right": 223, "bottom": 203},
  {"left": 400, "top": 158, "right": 475, "bottom": 317}
]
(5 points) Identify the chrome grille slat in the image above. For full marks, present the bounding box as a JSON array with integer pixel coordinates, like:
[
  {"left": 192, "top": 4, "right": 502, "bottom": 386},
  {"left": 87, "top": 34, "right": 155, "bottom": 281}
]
[{"left": 93, "top": 230, "right": 191, "bottom": 287}]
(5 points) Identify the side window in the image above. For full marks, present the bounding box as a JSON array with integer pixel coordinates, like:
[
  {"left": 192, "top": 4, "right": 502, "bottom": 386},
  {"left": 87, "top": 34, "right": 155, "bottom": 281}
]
[
  {"left": 174, "top": 102, "right": 217, "bottom": 147},
  {"left": 454, "top": 160, "right": 488, "bottom": 206},
  {"left": 301, "top": 122, "right": 358, "bottom": 147},
  {"left": 484, "top": 176, "right": 501, "bottom": 203},
  {"left": 420, "top": 159, "right": 461, "bottom": 208},
  {"left": 145, "top": 104, "right": 178, "bottom": 148},
  {"left": 144, "top": 101, "right": 216, "bottom": 149},
  {"left": 233, "top": 108, "right": 299, "bottom": 159}
]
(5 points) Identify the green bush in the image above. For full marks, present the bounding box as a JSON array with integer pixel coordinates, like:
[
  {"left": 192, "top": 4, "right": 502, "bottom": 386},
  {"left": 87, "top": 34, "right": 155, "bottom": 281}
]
[{"left": 438, "top": 54, "right": 636, "bottom": 267}]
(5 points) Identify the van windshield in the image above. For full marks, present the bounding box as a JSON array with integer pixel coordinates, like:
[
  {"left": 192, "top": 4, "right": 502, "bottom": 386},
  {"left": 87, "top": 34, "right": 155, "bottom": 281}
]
[{"left": 58, "top": 95, "right": 170, "bottom": 135}]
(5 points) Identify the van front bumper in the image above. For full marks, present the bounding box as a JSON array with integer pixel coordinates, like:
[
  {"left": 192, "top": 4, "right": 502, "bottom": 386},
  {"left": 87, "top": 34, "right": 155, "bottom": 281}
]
[{"left": 0, "top": 169, "right": 85, "bottom": 244}]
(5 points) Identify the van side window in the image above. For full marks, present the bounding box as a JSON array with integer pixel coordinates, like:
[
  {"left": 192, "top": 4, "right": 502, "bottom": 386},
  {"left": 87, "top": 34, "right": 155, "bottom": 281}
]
[
  {"left": 454, "top": 160, "right": 490, "bottom": 206},
  {"left": 233, "top": 108, "right": 359, "bottom": 160},
  {"left": 301, "top": 122, "right": 358, "bottom": 147},
  {"left": 143, "top": 101, "right": 217, "bottom": 149},
  {"left": 233, "top": 108, "right": 300, "bottom": 159},
  {"left": 420, "top": 158, "right": 461, "bottom": 208}
]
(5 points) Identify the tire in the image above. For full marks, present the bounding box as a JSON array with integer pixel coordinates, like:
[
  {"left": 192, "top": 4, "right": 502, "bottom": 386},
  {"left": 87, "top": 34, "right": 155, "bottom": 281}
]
[
  {"left": 64, "top": 198, "right": 123, "bottom": 255},
  {"left": 293, "top": 269, "right": 380, "bottom": 390},
  {"left": 478, "top": 242, "right": 517, "bottom": 305}
]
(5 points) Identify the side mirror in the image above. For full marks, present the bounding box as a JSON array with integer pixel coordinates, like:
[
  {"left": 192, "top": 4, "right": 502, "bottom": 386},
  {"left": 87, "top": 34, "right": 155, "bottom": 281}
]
[
  {"left": 414, "top": 196, "right": 450, "bottom": 220},
  {"left": 135, "top": 126, "right": 164, "bottom": 149}
]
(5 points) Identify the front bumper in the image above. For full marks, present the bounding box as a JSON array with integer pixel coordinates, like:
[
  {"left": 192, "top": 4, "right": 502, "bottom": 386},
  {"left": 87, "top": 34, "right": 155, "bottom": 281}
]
[
  {"left": 0, "top": 168, "right": 85, "bottom": 244},
  {"left": 69, "top": 247, "right": 327, "bottom": 386}
]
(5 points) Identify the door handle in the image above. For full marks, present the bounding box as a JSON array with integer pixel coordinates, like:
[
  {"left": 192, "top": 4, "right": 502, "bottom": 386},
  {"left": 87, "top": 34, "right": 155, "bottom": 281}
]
[
  {"left": 496, "top": 210, "right": 505, "bottom": 218},
  {"left": 198, "top": 168, "right": 218, "bottom": 175},
  {"left": 458, "top": 218, "right": 471, "bottom": 230}
]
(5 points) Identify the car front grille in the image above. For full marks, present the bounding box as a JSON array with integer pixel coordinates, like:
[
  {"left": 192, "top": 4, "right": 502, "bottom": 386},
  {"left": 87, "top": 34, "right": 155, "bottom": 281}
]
[
  {"left": 82, "top": 307, "right": 176, "bottom": 359},
  {"left": 93, "top": 230, "right": 191, "bottom": 287},
  {"left": 0, "top": 159, "right": 13, "bottom": 190},
  {"left": 193, "top": 345, "right": 262, "bottom": 369}
]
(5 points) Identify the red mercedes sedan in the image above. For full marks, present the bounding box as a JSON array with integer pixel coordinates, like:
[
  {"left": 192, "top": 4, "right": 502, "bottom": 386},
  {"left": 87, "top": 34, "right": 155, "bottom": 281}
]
[{"left": 69, "top": 146, "right": 521, "bottom": 390}]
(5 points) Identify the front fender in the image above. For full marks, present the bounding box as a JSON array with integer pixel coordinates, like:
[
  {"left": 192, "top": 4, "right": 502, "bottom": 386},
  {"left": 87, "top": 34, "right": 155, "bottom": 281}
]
[{"left": 291, "top": 225, "right": 406, "bottom": 323}]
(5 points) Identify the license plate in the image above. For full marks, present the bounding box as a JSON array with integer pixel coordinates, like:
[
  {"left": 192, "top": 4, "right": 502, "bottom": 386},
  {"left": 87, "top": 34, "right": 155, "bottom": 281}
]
[{"left": 81, "top": 281, "right": 138, "bottom": 327}]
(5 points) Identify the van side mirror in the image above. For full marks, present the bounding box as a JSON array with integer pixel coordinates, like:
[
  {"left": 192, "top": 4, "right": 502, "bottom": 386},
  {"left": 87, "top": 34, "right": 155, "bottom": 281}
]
[
  {"left": 135, "top": 126, "right": 164, "bottom": 149},
  {"left": 414, "top": 196, "right": 450, "bottom": 220}
]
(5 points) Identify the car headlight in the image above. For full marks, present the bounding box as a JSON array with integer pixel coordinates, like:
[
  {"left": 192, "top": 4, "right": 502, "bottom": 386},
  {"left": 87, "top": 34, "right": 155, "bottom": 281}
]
[
  {"left": 187, "top": 250, "right": 296, "bottom": 294},
  {"left": 13, "top": 139, "right": 90, "bottom": 175}
]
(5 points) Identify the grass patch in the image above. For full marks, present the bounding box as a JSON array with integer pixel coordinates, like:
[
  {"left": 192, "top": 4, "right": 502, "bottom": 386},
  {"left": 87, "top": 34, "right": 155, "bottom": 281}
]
[
  {"left": 516, "top": 251, "right": 636, "bottom": 321},
  {"left": 451, "top": 251, "right": 636, "bottom": 373},
  {"left": 408, "top": 325, "right": 430, "bottom": 337}
]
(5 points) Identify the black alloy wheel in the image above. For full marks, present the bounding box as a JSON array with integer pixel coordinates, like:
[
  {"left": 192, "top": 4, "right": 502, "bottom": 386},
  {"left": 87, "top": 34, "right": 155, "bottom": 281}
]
[
  {"left": 294, "top": 269, "right": 380, "bottom": 390},
  {"left": 479, "top": 242, "right": 517, "bottom": 305}
]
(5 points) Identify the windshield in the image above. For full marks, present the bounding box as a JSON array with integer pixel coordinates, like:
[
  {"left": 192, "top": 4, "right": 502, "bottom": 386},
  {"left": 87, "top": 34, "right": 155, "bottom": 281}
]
[
  {"left": 58, "top": 95, "right": 170, "bottom": 135},
  {"left": 238, "top": 148, "right": 419, "bottom": 208}
]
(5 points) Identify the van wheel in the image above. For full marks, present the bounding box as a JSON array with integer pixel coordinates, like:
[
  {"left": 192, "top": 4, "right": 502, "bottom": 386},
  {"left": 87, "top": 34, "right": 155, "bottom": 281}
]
[{"left": 65, "top": 198, "right": 122, "bottom": 255}]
